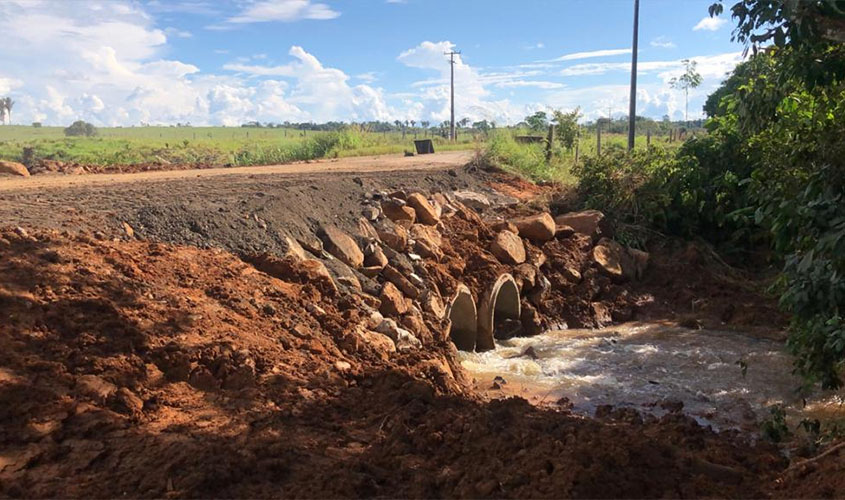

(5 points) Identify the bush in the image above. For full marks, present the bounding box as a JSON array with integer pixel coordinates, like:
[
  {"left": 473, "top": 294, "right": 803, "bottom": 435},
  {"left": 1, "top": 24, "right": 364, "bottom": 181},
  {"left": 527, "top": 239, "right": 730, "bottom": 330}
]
[
  {"left": 482, "top": 131, "right": 557, "bottom": 181},
  {"left": 31, "top": 122, "right": 41, "bottom": 128},
  {"left": 64, "top": 120, "right": 97, "bottom": 137}
]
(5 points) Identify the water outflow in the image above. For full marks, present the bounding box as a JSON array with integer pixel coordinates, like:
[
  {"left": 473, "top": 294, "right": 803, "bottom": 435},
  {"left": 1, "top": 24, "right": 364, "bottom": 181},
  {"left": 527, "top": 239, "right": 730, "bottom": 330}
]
[{"left": 459, "top": 322, "right": 844, "bottom": 432}]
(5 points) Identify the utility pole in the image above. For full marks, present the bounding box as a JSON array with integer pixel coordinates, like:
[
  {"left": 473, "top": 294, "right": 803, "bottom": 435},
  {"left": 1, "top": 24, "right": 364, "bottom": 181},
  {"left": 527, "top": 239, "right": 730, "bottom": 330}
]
[
  {"left": 445, "top": 49, "right": 461, "bottom": 141},
  {"left": 627, "top": 0, "right": 640, "bottom": 151}
]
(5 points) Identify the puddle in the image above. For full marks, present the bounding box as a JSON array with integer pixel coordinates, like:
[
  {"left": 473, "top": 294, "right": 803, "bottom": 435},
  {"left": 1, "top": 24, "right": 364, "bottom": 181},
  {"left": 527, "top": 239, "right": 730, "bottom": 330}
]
[{"left": 459, "top": 322, "right": 844, "bottom": 432}]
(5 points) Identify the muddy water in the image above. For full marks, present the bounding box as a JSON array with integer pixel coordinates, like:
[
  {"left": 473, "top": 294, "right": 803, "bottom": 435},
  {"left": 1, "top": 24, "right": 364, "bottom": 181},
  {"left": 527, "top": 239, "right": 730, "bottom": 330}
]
[{"left": 459, "top": 322, "right": 844, "bottom": 432}]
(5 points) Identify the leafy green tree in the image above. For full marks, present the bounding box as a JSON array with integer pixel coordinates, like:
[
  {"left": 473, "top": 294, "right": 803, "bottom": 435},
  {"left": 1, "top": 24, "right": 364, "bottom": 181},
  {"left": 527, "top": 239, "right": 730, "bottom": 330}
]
[
  {"left": 552, "top": 108, "right": 582, "bottom": 150},
  {"left": 524, "top": 111, "right": 549, "bottom": 132},
  {"left": 669, "top": 59, "right": 703, "bottom": 124},
  {"left": 64, "top": 120, "right": 98, "bottom": 137}
]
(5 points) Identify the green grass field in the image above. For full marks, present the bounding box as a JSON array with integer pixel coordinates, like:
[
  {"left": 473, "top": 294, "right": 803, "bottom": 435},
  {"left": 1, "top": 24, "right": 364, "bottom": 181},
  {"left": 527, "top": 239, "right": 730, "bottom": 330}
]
[{"left": 0, "top": 125, "right": 478, "bottom": 167}]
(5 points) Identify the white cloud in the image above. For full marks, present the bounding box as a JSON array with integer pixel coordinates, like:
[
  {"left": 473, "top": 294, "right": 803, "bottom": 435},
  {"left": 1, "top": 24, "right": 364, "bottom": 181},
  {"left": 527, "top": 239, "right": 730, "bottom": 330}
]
[
  {"left": 650, "top": 36, "right": 675, "bottom": 49},
  {"left": 0, "top": 0, "right": 377, "bottom": 126},
  {"left": 693, "top": 16, "right": 727, "bottom": 31},
  {"left": 543, "top": 48, "right": 631, "bottom": 63},
  {"left": 225, "top": 0, "right": 340, "bottom": 24},
  {"left": 164, "top": 27, "right": 192, "bottom": 38}
]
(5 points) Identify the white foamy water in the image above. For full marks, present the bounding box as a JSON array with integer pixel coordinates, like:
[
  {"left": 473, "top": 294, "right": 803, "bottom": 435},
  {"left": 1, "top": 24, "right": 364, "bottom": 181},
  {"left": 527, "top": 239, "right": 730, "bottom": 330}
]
[{"left": 459, "top": 323, "right": 844, "bottom": 431}]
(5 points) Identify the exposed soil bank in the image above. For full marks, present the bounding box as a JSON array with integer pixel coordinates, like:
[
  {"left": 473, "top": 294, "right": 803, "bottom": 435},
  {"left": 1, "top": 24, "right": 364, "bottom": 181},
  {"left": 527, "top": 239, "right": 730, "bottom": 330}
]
[
  {"left": 1, "top": 162, "right": 842, "bottom": 498},
  {"left": 0, "top": 228, "right": 794, "bottom": 498}
]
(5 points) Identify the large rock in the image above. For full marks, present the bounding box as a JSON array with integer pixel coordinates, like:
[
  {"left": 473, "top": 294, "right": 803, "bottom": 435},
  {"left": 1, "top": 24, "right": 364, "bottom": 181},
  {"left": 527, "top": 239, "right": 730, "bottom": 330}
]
[
  {"left": 409, "top": 224, "right": 444, "bottom": 261},
  {"left": 555, "top": 210, "right": 606, "bottom": 241},
  {"left": 318, "top": 225, "right": 364, "bottom": 268},
  {"left": 359, "top": 330, "right": 396, "bottom": 360},
  {"left": 379, "top": 282, "right": 408, "bottom": 317},
  {"left": 490, "top": 230, "right": 526, "bottom": 265},
  {"left": 592, "top": 238, "right": 635, "bottom": 282},
  {"left": 0, "top": 160, "right": 30, "bottom": 177},
  {"left": 513, "top": 213, "right": 556, "bottom": 242},
  {"left": 363, "top": 245, "right": 388, "bottom": 269},
  {"left": 356, "top": 217, "right": 380, "bottom": 241},
  {"left": 406, "top": 193, "right": 440, "bottom": 225},
  {"left": 381, "top": 199, "right": 416, "bottom": 227},
  {"left": 375, "top": 220, "right": 408, "bottom": 252},
  {"left": 375, "top": 318, "right": 422, "bottom": 351},
  {"left": 248, "top": 253, "right": 338, "bottom": 295},
  {"left": 383, "top": 265, "right": 420, "bottom": 299},
  {"left": 453, "top": 190, "right": 491, "bottom": 211}
]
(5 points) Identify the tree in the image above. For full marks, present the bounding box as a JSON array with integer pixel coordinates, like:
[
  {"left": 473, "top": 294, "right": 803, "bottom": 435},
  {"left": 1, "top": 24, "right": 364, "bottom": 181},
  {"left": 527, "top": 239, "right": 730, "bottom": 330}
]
[
  {"left": 64, "top": 120, "right": 98, "bottom": 137},
  {"left": 669, "top": 59, "right": 702, "bottom": 124},
  {"left": 472, "top": 120, "right": 491, "bottom": 134},
  {"left": 524, "top": 111, "right": 548, "bottom": 132},
  {"left": 552, "top": 108, "right": 582, "bottom": 150},
  {"left": 458, "top": 117, "right": 470, "bottom": 128}
]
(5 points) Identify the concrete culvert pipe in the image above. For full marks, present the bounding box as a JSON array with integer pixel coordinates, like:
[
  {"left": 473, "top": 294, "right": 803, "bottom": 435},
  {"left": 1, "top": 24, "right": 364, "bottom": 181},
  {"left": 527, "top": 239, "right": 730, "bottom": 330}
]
[
  {"left": 448, "top": 284, "right": 478, "bottom": 352},
  {"left": 476, "top": 274, "right": 521, "bottom": 351}
]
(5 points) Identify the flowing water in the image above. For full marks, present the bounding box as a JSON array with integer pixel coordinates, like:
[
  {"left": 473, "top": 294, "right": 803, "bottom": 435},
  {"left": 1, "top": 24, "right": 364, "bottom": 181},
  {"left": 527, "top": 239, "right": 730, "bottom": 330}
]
[{"left": 459, "top": 322, "right": 844, "bottom": 432}]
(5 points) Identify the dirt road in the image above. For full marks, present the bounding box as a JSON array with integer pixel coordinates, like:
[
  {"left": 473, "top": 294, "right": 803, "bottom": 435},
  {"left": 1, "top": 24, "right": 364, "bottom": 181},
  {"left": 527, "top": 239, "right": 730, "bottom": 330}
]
[{"left": 0, "top": 151, "right": 475, "bottom": 192}]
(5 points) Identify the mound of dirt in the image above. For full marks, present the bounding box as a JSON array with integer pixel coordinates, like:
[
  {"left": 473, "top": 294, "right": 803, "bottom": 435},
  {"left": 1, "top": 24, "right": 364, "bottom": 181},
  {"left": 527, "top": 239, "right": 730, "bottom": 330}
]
[{"left": 0, "top": 227, "right": 797, "bottom": 498}]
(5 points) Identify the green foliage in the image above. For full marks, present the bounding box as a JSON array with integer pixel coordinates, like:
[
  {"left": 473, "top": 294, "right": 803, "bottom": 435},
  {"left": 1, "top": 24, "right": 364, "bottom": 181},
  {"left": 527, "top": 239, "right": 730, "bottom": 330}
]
[
  {"left": 670, "top": 59, "right": 703, "bottom": 123},
  {"left": 31, "top": 122, "right": 41, "bottom": 128},
  {"left": 483, "top": 131, "right": 552, "bottom": 180},
  {"left": 524, "top": 111, "right": 549, "bottom": 132},
  {"left": 761, "top": 404, "right": 791, "bottom": 442},
  {"left": 552, "top": 108, "right": 581, "bottom": 150},
  {"left": 64, "top": 120, "right": 98, "bottom": 137}
]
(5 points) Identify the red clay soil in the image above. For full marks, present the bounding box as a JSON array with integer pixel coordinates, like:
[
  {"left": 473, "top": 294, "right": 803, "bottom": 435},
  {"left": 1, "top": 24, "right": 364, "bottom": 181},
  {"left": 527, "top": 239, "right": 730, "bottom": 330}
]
[{"left": 1, "top": 227, "right": 818, "bottom": 498}]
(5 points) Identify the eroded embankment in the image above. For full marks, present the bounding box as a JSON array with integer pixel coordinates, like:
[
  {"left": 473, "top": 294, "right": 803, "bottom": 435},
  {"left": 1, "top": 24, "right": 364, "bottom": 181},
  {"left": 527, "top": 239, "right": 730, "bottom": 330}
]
[
  {"left": 0, "top": 172, "right": 839, "bottom": 497},
  {"left": 0, "top": 226, "right": 796, "bottom": 498}
]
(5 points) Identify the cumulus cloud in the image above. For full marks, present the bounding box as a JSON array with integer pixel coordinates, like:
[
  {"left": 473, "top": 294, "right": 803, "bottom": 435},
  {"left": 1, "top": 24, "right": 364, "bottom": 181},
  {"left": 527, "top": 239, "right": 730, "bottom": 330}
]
[
  {"left": 225, "top": 0, "right": 339, "bottom": 24},
  {"left": 0, "top": 0, "right": 392, "bottom": 125},
  {"left": 397, "top": 41, "right": 541, "bottom": 124},
  {"left": 693, "top": 16, "right": 727, "bottom": 31}
]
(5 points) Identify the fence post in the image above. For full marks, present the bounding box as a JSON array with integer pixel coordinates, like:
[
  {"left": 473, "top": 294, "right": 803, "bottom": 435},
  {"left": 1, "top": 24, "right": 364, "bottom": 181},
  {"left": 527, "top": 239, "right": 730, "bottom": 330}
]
[
  {"left": 647, "top": 129, "right": 651, "bottom": 147},
  {"left": 596, "top": 123, "right": 602, "bottom": 156},
  {"left": 545, "top": 124, "right": 555, "bottom": 162}
]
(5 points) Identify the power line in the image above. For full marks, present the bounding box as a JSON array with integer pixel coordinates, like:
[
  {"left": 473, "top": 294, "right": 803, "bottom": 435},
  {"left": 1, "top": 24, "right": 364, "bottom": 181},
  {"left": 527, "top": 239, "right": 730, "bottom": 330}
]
[{"left": 445, "top": 49, "right": 461, "bottom": 141}]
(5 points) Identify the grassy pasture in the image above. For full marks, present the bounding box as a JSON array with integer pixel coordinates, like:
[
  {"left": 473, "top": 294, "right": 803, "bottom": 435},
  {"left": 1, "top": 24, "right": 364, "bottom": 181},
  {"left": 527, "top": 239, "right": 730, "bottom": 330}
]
[{"left": 0, "top": 125, "right": 478, "bottom": 167}]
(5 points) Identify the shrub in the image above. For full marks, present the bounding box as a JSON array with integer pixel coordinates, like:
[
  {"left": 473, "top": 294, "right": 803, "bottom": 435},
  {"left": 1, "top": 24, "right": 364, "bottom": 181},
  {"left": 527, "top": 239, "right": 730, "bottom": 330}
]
[{"left": 64, "top": 120, "right": 97, "bottom": 137}]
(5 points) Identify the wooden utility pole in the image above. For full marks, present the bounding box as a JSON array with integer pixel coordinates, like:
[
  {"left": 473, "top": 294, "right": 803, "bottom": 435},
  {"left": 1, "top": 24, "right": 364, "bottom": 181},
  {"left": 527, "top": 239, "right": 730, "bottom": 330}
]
[
  {"left": 445, "top": 49, "right": 461, "bottom": 141},
  {"left": 545, "top": 124, "right": 555, "bottom": 162},
  {"left": 627, "top": 0, "right": 640, "bottom": 151}
]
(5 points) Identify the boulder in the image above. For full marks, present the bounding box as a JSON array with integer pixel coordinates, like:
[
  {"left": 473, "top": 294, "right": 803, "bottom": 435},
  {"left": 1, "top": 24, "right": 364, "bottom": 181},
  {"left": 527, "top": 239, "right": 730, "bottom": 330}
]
[
  {"left": 375, "top": 220, "right": 408, "bottom": 252},
  {"left": 381, "top": 199, "right": 416, "bottom": 226},
  {"left": 409, "top": 224, "right": 442, "bottom": 247},
  {"left": 356, "top": 217, "right": 380, "bottom": 242},
  {"left": 555, "top": 210, "right": 606, "bottom": 241},
  {"left": 375, "top": 318, "right": 422, "bottom": 351},
  {"left": 299, "top": 259, "right": 339, "bottom": 295},
  {"left": 363, "top": 245, "right": 388, "bottom": 269},
  {"left": 359, "top": 330, "right": 396, "bottom": 360},
  {"left": 420, "top": 289, "right": 446, "bottom": 319},
  {"left": 592, "top": 238, "right": 636, "bottom": 282},
  {"left": 406, "top": 193, "right": 440, "bottom": 225},
  {"left": 0, "top": 160, "right": 30, "bottom": 177},
  {"left": 513, "top": 213, "right": 556, "bottom": 243},
  {"left": 379, "top": 282, "right": 408, "bottom": 317},
  {"left": 382, "top": 265, "right": 421, "bottom": 299},
  {"left": 490, "top": 230, "right": 526, "bottom": 265},
  {"left": 555, "top": 224, "right": 576, "bottom": 239},
  {"left": 280, "top": 234, "right": 308, "bottom": 261},
  {"left": 490, "top": 220, "right": 519, "bottom": 234},
  {"left": 248, "top": 253, "right": 337, "bottom": 295},
  {"left": 362, "top": 205, "right": 381, "bottom": 221},
  {"left": 513, "top": 263, "right": 538, "bottom": 290},
  {"left": 318, "top": 225, "right": 364, "bottom": 268},
  {"left": 297, "top": 234, "right": 324, "bottom": 256},
  {"left": 453, "top": 190, "right": 491, "bottom": 211}
]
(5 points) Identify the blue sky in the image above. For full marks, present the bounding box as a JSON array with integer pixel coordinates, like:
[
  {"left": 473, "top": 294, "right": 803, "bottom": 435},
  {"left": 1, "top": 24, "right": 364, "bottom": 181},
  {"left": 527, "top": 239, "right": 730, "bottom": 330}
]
[{"left": 0, "top": 0, "right": 742, "bottom": 126}]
